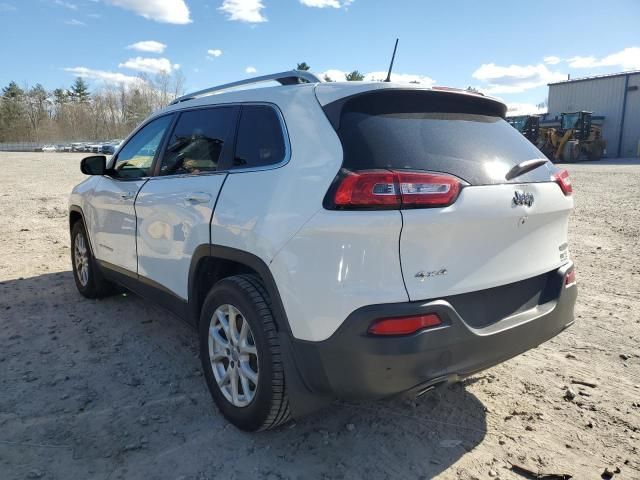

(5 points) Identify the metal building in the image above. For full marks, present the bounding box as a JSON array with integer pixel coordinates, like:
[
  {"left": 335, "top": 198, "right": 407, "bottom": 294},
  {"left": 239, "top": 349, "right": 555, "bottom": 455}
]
[{"left": 547, "top": 70, "right": 640, "bottom": 158}]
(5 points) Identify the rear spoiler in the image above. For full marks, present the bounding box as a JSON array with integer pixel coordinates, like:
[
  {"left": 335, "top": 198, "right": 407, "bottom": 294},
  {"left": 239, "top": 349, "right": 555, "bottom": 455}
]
[{"left": 319, "top": 88, "right": 508, "bottom": 131}]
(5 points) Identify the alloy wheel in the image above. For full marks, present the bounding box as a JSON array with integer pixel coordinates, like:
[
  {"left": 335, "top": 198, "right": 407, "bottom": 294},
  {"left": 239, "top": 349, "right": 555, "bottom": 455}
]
[
  {"left": 74, "top": 232, "right": 89, "bottom": 287},
  {"left": 208, "top": 303, "right": 259, "bottom": 407}
]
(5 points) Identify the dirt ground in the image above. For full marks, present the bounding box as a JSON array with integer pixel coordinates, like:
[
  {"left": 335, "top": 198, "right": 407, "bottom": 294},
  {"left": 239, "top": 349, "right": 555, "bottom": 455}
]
[{"left": 0, "top": 152, "right": 638, "bottom": 480}]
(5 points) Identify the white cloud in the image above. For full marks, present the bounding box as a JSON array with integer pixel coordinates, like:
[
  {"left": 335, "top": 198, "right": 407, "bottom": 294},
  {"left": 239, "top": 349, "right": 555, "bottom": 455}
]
[
  {"left": 245, "top": 66, "right": 257, "bottom": 73},
  {"left": 64, "top": 67, "right": 143, "bottom": 86},
  {"left": 207, "top": 49, "right": 223, "bottom": 58},
  {"left": 119, "top": 57, "right": 179, "bottom": 74},
  {"left": 299, "top": 0, "right": 353, "bottom": 7},
  {"left": 472, "top": 63, "right": 566, "bottom": 94},
  {"left": 54, "top": 0, "right": 78, "bottom": 9},
  {"left": 568, "top": 47, "right": 640, "bottom": 70},
  {"left": 543, "top": 56, "right": 561, "bottom": 65},
  {"left": 219, "top": 0, "right": 266, "bottom": 23},
  {"left": 105, "top": 0, "right": 191, "bottom": 24},
  {"left": 506, "top": 102, "right": 547, "bottom": 116},
  {"left": 65, "top": 18, "right": 86, "bottom": 26},
  {"left": 320, "top": 69, "right": 435, "bottom": 85},
  {"left": 127, "top": 40, "right": 167, "bottom": 54}
]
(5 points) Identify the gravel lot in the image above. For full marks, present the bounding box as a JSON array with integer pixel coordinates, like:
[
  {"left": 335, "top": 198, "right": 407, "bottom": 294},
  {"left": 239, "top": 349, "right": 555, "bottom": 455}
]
[{"left": 0, "top": 152, "right": 638, "bottom": 480}]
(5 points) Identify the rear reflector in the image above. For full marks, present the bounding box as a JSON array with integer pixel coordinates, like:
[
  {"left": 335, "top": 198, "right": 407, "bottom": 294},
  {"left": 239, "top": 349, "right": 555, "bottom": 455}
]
[
  {"left": 565, "top": 269, "right": 576, "bottom": 286},
  {"left": 552, "top": 169, "right": 572, "bottom": 196},
  {"left": 368, "top": 313, "right": 442, "bottom": 336},
  {"left": 333, "top": 170, "right": 461, "bottom": 209}
]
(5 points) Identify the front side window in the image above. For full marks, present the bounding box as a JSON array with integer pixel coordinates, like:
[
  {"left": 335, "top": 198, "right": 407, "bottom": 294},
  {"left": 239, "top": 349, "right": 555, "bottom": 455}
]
[
  {"left": 112, "top": 115, "right": 173, "bottom": 179},
  {"left": 160, "top": 107, "right": 234, "bottom": 176},
  {"left": 232, "top": 105, "right": 286, "bottom": 169}
]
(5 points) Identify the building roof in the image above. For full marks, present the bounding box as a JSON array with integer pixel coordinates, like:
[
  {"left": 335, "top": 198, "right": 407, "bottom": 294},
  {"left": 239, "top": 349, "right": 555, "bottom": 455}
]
[{"left": 549, "top": 70, "right": 640, "bottom": 86}]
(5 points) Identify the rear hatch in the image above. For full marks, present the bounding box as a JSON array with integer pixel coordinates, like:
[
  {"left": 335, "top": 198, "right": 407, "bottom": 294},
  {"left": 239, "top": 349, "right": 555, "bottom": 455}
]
[{"left": 319, "top": 86, "right": 574, "bottom": 301}]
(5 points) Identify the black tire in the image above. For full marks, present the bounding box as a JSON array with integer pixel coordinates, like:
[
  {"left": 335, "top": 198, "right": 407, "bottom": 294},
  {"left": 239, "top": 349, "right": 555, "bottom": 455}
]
[
  {"left": 199, "top": 274, "right": 291, "bottom": 431},
  {"left": 70, "top": 220, "right": 115, "bottom": 298}
]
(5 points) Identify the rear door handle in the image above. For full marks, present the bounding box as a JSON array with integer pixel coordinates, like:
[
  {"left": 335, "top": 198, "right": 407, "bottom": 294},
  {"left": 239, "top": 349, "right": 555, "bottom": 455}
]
[{"left": 184, "top": 192, "right": 211, "bottom": 203}]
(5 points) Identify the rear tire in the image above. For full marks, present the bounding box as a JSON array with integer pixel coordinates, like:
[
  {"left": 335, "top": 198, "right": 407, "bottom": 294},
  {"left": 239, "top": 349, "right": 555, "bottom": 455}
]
[
  {"left": 199, "top": 274, "right": 291, "bottom": 431},
  {"left": 70, "top": 220, "right": 115, "bottom": 298}
]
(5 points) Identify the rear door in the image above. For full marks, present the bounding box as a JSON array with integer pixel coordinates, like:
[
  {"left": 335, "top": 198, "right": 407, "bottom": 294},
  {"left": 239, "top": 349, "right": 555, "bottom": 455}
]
[
  {"left": 327, "top": 89, "right": 574, "bottom": 301},
  {"left": 134, "top": 106, "right": 239, "bottom": 299}
]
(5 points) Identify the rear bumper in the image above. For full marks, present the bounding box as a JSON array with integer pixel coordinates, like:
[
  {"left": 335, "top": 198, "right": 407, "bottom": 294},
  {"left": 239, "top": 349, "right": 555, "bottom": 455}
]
[{"left": 289, "top": 263, "right": 577, "bottom": 400}]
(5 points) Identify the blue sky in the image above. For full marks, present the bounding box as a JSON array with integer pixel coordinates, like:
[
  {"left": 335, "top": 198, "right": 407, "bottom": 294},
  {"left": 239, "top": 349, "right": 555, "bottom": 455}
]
[{"left": 1, "top": 0, "right": 639, "bottom": 114}]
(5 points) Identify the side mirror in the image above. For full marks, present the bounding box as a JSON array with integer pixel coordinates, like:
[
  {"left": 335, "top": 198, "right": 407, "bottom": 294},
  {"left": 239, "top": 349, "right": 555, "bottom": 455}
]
[{"left": 80, "top": 155, "right": 107, "bottom": 175}]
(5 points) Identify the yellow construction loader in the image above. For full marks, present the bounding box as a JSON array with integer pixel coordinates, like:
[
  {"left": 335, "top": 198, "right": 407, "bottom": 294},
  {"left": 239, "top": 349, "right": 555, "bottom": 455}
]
[{"left": 538, "top": 111, "right": 605, "bottom": 162}]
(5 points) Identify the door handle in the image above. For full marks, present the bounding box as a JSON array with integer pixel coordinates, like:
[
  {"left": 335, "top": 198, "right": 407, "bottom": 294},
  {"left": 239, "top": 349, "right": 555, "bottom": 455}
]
[
  {"left": 184, "top": 192, "right": 211, "bottom": 203},
  {"left": 118, "top": 192, "right": 135, "bottom": 200}
]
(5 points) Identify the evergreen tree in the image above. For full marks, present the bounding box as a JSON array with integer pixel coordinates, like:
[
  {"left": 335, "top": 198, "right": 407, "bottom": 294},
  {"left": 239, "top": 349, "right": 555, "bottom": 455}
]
[
  {"left": 70, "top": 77, "right": 90, "bottom": 103},
  {"left": 0, "top": 81, "right": 27, "bottom": 141},
  {"left": 345, "top": 70, "right": 365, "bottom": 81},
  {"left": 296, "top": 62, "right": 311, "bottom": 71}
]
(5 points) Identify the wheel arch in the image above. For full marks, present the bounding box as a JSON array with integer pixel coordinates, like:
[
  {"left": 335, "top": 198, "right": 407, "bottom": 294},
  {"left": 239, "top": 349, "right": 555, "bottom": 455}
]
[
  {"left": 68, "top": 205, "right": 97, "bottom": 257},
  {"left": 69, "top": 205, "right": 85, "bottom": 231},
  {"left": 188, "top": 245, "right": 293, "bottom": 336}
]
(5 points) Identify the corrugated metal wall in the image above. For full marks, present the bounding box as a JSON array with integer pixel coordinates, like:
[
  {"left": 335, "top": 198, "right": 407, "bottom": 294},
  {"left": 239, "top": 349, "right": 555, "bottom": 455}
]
[
  {"left": 621, "top": 74, "right": 640, "bottom": 157},
  {"left": 547, "top": 73, "right": 640, "bottom": 158}
]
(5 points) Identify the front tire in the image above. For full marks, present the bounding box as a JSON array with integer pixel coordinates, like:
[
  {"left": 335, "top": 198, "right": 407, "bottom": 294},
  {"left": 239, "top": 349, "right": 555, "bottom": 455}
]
[
  {"left": 199, "top": 274, "right": 291, "bottom": 431},
  {"left": 70, "top": 220, "right": 114, "bottom": 298}
]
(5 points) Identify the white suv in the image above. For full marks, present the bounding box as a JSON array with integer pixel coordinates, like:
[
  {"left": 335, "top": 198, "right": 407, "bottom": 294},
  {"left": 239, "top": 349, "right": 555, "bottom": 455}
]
[{"left": 69, "top": 71, "right": 577, "bottom": 431}]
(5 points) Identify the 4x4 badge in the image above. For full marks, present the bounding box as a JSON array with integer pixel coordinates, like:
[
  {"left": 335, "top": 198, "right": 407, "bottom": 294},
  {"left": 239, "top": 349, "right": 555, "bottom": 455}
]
[
  {"left": 513, "top": 190, "right": 534, "bottom": 207},
  {"left": 415, "top": 268, "right": 447, "bottom": 281}
]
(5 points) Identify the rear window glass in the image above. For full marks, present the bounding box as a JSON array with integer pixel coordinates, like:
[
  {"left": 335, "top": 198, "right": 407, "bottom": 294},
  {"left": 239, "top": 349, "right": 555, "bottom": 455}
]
[
  {"left": 160, "top": 107, "right": 234, "bottom": 176},
  {"left": 331, "top": 90, "right": 550, "bottom": 185},
  {"left": 232, "top": 105, "right": 286, "bottom": 169}
]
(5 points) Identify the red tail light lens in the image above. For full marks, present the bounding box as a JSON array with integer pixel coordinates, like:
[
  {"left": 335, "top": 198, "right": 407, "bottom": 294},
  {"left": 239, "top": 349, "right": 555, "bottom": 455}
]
[
  {"left": 552, "top": 169, "right": 572, "bottom": 196},
  {"left": 368, "top": 313, "right": 442, "bottom": 336},
  {"left": 334, "top": 171, "right": 400, "bottom": 207},
  {"left": 333, "top": 170, "right": 461, "bottom": 209}
]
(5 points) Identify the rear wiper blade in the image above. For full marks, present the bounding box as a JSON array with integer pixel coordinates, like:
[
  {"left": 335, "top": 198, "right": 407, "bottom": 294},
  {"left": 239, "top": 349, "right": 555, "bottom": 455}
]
[{"left": 505, "top": 159, "right": 548, "bottom": 181}]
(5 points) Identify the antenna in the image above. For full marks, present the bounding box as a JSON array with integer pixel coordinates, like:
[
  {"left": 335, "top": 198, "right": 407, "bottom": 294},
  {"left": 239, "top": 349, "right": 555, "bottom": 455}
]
[{"left": 384, "top": 38, "right": 399, "bottom": 82}]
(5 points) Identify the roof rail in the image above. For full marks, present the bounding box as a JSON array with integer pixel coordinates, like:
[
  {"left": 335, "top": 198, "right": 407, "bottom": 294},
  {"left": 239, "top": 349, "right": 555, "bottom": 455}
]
[{"left": 170, "top": 70, "right": 323, "bottom": 105}]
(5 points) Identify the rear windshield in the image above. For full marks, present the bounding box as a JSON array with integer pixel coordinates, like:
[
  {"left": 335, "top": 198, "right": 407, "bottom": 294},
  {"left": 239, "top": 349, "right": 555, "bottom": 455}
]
[{"left": 327, "top": 90, "right": 550, "bottom": 185}]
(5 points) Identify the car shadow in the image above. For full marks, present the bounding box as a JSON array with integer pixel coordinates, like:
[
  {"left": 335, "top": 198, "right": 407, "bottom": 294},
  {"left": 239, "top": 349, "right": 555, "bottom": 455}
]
[{"left": 0, "top": 271, "right": 487, "bottom": 480}]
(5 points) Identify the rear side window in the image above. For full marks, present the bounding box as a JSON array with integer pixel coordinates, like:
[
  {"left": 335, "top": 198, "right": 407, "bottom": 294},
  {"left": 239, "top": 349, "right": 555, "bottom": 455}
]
[
  {"left": 232, "top": 105, "right": 286, "bottom": 169},
  {"left": 160, "top": 107, "right": 234, "bottom": 176},
  {"left": 330, "top": 90, "right": 550, "bottom": 185}
]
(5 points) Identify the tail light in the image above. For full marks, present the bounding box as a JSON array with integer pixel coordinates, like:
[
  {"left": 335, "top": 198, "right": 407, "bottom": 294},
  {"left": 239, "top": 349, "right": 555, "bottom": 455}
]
[
  {"left": 552, "top": 169, "right": 572, "bottom": 196},
  {"left": 565, "top": 269, "right": 576, "bottom": 286},
  {"left": 333, "top": 170, "right": 461, "bottom": 209},
  {"left": 368, "top": 313, "right": 442, "bottom": 336}
]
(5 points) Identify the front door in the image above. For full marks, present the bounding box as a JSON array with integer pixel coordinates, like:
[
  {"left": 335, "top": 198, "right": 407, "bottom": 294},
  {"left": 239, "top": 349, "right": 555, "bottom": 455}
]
[
  {"left": 90, "top": 114, "right": 174, "bottom": 273},
  {"left": 135, "top": 106, "right": 239, "bottom": 299}
]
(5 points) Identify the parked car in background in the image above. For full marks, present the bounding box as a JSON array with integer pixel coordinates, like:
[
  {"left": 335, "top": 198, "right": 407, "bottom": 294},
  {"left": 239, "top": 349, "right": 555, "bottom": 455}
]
[
  {"left": 100, "top": 144, "right": 116, "bottom": 155},
  {"left": 68, "top": 71, "right": 577, "bottom": 432},
  {"left": 57, "top": 144, "right": 72, "bottom": 152},
  {"left": 41, "top": 145, "right": 56, "bottom": 152},
  {"left": 71, "top": 143, "right": 84, "bottom": 152}
]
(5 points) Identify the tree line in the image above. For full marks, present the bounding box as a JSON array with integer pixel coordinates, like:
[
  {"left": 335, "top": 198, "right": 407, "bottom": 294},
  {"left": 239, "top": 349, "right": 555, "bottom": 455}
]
[
  {"left": 0, "top": 63, "right": 365, "bottom": 143},
  {"left": 0, "top": 72, "right": 185, "bottom": 143}
]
